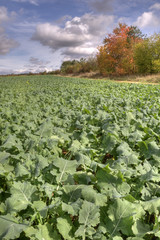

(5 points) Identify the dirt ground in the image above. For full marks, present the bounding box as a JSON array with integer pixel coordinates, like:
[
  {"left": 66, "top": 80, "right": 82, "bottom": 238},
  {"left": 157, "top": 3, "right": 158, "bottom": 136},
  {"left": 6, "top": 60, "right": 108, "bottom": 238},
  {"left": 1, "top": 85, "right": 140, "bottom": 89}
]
[
  {"left": 113, "top": 80, "right": 159, "bottom": 85},
  {"left": 58, "top": 72, "right": 160, "bottom": 85}
]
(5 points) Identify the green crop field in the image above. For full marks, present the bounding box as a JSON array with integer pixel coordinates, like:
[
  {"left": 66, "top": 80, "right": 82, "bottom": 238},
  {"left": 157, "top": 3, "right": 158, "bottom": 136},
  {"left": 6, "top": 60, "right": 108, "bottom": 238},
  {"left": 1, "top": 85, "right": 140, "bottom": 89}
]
[{"left": 0, "top": 75, "right": 160, "bottom": 240}]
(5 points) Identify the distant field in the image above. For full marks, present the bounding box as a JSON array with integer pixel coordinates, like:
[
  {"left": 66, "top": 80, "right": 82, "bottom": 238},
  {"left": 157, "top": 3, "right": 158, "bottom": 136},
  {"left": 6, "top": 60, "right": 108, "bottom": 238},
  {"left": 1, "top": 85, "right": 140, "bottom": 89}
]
[{"left": 0, "top": 75, "right": 160, "bottom": 240}]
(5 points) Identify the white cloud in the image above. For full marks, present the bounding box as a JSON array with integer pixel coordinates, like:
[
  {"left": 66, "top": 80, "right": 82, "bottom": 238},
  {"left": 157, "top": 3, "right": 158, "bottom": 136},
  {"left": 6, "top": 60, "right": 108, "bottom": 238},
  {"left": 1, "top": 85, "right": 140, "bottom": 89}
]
[
  {"left": 0, "top": 38, "right": 61, "bottom": 75},
  {"left": 63, "top": 46, "right": 97, "bottom": 58},
  {"left": 32, "top": 22, "right": 86, "bottom": 49},
  {"left": 10, "top": 21, "right": 39, "bottom": 34},
  {"left": 0, "top": 34, "right": 19, "bottom": 55},
  {"left": 0, "top": 6, "right": 16, "bottom": 23},
  {"left": 0, "top": 7, "right": 10, "bottom": 23},
  {"left": 29, "top": 57, "right": 50, "bottom": 66},
  {"left": 0, "top": 67, "right": 50, "bottom": 75},
  {"left": 25, "top": 57, "right": 51, "bottom": 71},
  {"left": 32, "top": 13, "right": 114, "bottom": 58},
  {"left": 15, "top": 63, "right": 54, "bottom": 74},
  {"left": 10, "top": 0, "right": 39, "bottom": 6},
  {"left": 0, "top": 63, "right": 54, "bottom": 75},
  {"left": 135, "top": 11, "right": 160, "bottom": 29},
  {"left": 149, "top": 3, "right": 160, "bottom": 11},
  {"left": 0, "top": 7, "right": 19, "bottom": 55}
]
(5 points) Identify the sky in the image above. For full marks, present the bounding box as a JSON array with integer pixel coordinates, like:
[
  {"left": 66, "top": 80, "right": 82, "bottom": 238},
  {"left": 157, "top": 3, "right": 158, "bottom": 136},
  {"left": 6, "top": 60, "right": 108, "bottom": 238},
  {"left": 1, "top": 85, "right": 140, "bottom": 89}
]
[{"left": 0, "top": 0, "right": 160, "bottom": 74}]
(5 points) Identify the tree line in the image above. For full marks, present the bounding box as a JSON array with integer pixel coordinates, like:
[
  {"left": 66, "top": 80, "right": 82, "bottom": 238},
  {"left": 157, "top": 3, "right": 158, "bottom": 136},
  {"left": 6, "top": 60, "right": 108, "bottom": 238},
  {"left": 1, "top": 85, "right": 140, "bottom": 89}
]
[{"left": 56, "top": 23, "right": 160, "bottom": 76}]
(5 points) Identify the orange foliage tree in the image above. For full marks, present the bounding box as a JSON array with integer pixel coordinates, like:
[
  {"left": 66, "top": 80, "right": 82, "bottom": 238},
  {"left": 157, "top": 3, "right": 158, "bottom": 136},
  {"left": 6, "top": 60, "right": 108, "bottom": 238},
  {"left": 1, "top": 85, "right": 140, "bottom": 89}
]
[{"left": 97, "top": 23, "right": 144, "bottom": 76}]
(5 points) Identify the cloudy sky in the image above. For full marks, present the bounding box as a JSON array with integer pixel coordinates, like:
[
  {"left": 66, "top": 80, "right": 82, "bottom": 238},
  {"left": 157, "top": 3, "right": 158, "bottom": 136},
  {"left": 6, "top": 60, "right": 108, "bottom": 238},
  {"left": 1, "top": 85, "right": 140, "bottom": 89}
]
[{"left": 0, "top": 0, "right": 160, "bottom": 74}]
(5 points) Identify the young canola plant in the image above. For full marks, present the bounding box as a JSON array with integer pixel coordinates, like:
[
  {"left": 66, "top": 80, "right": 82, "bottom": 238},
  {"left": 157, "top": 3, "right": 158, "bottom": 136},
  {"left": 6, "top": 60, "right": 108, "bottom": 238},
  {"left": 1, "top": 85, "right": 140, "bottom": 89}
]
[{"left": 0, "top": 75, "right": 160, "bottom": 240}]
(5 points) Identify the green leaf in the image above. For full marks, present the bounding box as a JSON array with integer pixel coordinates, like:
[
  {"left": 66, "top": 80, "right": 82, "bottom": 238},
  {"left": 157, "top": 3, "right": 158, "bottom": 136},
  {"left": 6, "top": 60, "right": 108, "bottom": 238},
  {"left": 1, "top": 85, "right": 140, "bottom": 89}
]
[
  {"left": 142, "top": 197, "right": 160, "bottom": 214},
  {"left": 53, "top": 158, "right": 77, "bottom": 174},
  {"left": 141, "top": 182, "right": 160, "bottom": 200},
  {"left": 81, "top": 186, "right": 107, "bottom": 206},
  {"left": 62, "top": 203, "right": 75, "bottom": 216},
  {"left": 75, "top": 153, "right": 91, "bottom": 166},
  {"left": 63, "top": 184, "right": 107, "bottom": 206},
  {"left": 102, "top": 133, "right": 118, "bottom": 153},
  {"left": 117, "top": 182, "right": 131, "bottom": 196},
  {"left": 25, "top": 224, "right": 58, "bottom": 240},
  {"left": 36, "top": 224, "right": 57, "bottom": 240},
  {"left": 0, "top": 214, "right": 28, "bottom": 240},
  {"left": 140, "top": 167, "right": 160, "bottom": 182},
  {"left": 36, "top": 120, "right": 53, "bottom": 138},
  {"left": 117, "top": 153, "right": 139, "bottom": 166},
  {"left": 155, "top": 231, "right": 160, "bottom": 237},
  {"left": 0, "top": 163, "right": 9, "bottom": 175},
  {"left": 2, "top": 135, "right": 17, "bottom": 148},
  {"left": 108, "top": 198, "right": 135, "bottom": 237},
  {"left": 96, "top": 168, "right": 124, "bottom": 198},
  {"left": 62, "top": 199, "right": 82, "bottom": 216},
  {"left": 53, "top": 158, "right": 77, "bottom": 189},
  {"left": 57, "top": 217, "right": 74, "bottom": 240},
  {"left": 69, "top": 140, "right": 82, "bottom": 152},
  {"left": 75, "top": 201, "right": 100, "bottom": 239},
  {"left": 127, "top": 238, "right": 144, "bottom": 240},
  {"left": 0, "top": 152, "right": 10, "bottom": 164},
  {"left": 128, "top": 130, "right": 144, "bottom": 143},
  {"left": 15, "top": 163, "right": 30, "bottom": 177},
  {"left": 74, "top": 172, "right": 92, "bottom": 185},
  {"left": 33, "top": 201, "right": 47, "bottom": 218},
  {"left": 43, "top": 183, "right": 56, "bottom": 199},
  {"left": 80, "top": 132, "right": 90, "bottom": 146},
  {"left": 138, "top": 141, "right": 160, "bottom": 159},
  {"left": 116, "top": 142, "right": 133, "bottom": 157},
  {"left": 24, "top": 226, "right": 37, "bottom": 239},
  {"left": 63, "top": 185, "right": 82, "bottom": 202},
  {"left": 132, "top": 219, "right": 150, "bottom": 237},
  {"left": 2, "top": 135, "right": 22, "bottom": 151},
  {"left": 126, "top": 112, "right": 135, "bottom": 124},
  {"left": 112, "top": 237, "right": 123, "bottom": 240},
  {"left": 75, "top": 225, "right": 95, "bottom": 239},
  {"left": 5, "top": 181, "right": 37, "bottom": 212},
  {"left": 50, "top": 135, "right": 65, "bottom": 144},
  {"left": 35, "top": 155, "right": 49, "bottom": 177}
]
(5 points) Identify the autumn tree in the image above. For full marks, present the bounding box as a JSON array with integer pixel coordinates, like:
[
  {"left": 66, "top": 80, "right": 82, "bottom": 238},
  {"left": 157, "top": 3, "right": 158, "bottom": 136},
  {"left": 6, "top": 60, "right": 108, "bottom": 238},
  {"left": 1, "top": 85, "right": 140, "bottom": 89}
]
[{"left": 97, "top": 23, "right": 144, "bottom": 76}]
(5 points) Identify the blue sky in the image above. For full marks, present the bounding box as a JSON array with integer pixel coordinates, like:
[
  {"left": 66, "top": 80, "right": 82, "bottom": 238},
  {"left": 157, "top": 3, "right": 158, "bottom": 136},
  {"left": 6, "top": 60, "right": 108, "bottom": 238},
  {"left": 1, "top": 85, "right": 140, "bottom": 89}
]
[{"left": 0, "top": 0, "right": 160, "bottom": 74}]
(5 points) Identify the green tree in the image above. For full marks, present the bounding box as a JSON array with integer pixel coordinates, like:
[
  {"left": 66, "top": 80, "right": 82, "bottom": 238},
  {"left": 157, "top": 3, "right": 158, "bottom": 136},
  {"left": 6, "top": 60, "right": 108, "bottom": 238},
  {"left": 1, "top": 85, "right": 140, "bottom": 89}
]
[
  {"left": 134, "top": 33, "right": 160, "bottom": 74},
  {"left": 60, "top": 60, "right": 78, "bottom": 74},
  {"left": 60, "top": 57, "right": 98, "bottom": 75}
]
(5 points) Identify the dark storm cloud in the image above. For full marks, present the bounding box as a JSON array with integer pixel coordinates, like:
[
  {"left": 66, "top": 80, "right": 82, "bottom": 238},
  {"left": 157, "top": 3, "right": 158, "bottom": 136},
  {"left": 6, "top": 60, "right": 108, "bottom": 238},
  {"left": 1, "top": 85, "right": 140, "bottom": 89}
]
[{"left": 88, "top": 0, "right": 114, "bottom": 13}]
